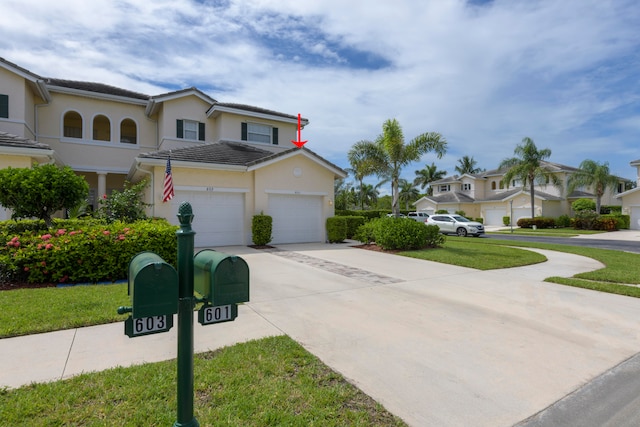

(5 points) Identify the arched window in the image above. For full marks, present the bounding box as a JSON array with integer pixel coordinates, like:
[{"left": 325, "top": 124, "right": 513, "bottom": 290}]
[
  {"left": 491, "top": 181, "right": 497, "bottom": 190},
  {"left": 93, "top": 115, "right": 111, "bottom": 141},
  {"left": 63, "top": 111, "right": 83, "bottom": 138},
  {"left": 120, "top": 118, "right": 137, "bottom": 144}
]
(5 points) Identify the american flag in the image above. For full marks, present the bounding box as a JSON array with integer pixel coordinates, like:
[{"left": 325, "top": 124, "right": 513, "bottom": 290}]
[{"left": 162, "top": 156, "right": 174, "bottom": 203}]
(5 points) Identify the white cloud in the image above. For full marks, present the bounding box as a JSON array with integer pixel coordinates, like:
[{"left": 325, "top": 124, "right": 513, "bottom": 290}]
[{"left": 1, "top": 0, "right": 639, "bottom": 184}]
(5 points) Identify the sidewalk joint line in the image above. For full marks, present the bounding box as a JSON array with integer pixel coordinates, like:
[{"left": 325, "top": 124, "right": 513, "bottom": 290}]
[{"left": 61, "top": 328, "right": 78, "bottom": 380}]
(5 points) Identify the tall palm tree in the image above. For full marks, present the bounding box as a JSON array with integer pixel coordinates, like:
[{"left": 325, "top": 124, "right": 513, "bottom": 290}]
[
  {"left": 567, "top": 159, "right": 620, "bottom": 214},
  {"left": 499, "top": 137, "right": 561, "bottom": 219},
  {"left": 398, "top": 179, "right": 420, "bottom": 211},
  {"left": 347, "top": 140, "right": 377, "bottom": 210},
  {"left": 414, "top": 163, "right": 447, "bottom": 196},
  {"left": 454, "top": 156, "right": 483, "bottom": 175},
  {"left": 358, "top": 119, "right": 447, "bottom": 216}
]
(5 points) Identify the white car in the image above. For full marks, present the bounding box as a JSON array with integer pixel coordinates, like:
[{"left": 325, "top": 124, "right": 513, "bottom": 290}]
[
  {"left": 426, "top": 214, "right": 485, "bottom": 237},
  {"left": 407, "top": 212, "right": 430, "bottom": 223}
]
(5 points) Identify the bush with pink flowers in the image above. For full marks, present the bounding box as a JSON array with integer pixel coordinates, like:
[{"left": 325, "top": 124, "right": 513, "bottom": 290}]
[{"left": 1, "top": 219, "right": 177, "bottom": 284}]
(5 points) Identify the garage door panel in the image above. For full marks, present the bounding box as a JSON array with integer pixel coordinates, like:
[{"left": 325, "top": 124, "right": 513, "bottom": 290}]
[
  {"left": 631, "top": 207, "right": 640, "bottom": 230},
  {"left": 484, "top": 210, "right": 506, "bottom": 226},
  {"left": 171, "top": 192, "right": 244, "bottom": 247},
  {"left": 268, "top": 195, "right": 322, "bottom": 244}
]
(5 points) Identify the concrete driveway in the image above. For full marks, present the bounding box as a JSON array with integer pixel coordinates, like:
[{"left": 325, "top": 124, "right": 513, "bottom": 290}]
[{"left": 2, "top": 242, "right": 640, "bottom": 426}]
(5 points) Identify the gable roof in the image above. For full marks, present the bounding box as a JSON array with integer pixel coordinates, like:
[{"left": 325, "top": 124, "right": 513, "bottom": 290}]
[{"left": 135, "top": 141, "right": 346, "bottom": 178}]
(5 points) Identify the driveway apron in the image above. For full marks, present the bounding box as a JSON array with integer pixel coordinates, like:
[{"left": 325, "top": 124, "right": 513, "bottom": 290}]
[{"left": 246, "top": 244, "right": 640, "bottom": 427}]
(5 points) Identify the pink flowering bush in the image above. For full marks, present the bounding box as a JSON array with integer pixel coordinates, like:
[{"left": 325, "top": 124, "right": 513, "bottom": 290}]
[{"left": 1, "top": 219, "right": 177, "bottom": 284}]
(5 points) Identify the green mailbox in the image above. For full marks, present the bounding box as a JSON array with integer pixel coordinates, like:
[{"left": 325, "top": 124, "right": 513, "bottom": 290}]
[
  {"left": 194, "top": 249, "right": 249, "bottom": 306},
  {"left": 128, "top": 251, "right": 179, "bottom": 319}
]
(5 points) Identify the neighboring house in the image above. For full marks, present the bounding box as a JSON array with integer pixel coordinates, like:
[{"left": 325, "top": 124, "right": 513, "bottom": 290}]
[
  {"left": 414, "top": 161, "right": 628, "bottom": 226},
  {"left": 0, "top": 57, "right": 346, "bottom": 246},
  {"left": 616, "top": 159, "right": 640, "bottom": 230}
]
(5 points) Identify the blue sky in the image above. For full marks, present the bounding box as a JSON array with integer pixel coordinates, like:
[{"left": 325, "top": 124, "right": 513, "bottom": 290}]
[{"left": 1, "top": 0, "right": 639, "bottom": 190}]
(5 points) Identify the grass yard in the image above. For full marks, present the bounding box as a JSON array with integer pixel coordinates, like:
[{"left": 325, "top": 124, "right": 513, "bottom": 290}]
[
  {"left": 488, "top": 228, "right": 604, "bottom": 237},
  {"left": 0, "top": 335, "right": 406, "bottom": 427},
  {"left": 0, "top": 283, "right": 129, "bottom": 338},
  {"left": 401, "top": 239, "right": 547, "bottom": 269}
]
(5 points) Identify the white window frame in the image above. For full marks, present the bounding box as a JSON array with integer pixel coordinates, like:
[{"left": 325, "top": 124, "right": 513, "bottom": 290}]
[
  {"left": 183, "top": 120, "right": 198, "bottom": 140},
  {"left": 439, "top": 184, "right": 450, "bottom": 192},
  {"left": 462, "top": 183, "right": 471, "bottom": 191},
  {"left": 247, "top": 122, "right": 272, "bottom": 144}
]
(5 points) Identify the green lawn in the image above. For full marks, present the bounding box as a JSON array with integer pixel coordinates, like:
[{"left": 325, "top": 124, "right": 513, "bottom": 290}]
[
  {"left": 401, "top": 239, "right": 547, "bottom": 270},
  {"left": 0, "top": 335, "right": 406, "bottom": 427}
]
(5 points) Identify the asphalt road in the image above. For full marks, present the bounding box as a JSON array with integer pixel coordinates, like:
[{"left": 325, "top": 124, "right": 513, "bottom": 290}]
[
  {"left": 484, "top": 233, "right": 640, "bottom": 253},
  {"left": 515, "top": 352, "right": 640, "bottom": 427}
]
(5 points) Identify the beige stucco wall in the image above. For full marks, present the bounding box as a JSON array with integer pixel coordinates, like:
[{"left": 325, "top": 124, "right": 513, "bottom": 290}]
[
  {"left": 0, "top": 154, "right": 33, "bottom": 169},
  {"left": 36, "top": 92, "right": 153, "bottom": 173},
  {"left": 216, "top": 111, "right": 299, "bottom": 147},
  {"left": 157, "top": 96, "right": 212, "bottom": 150},
  {"left": 0, "top": 68, "right": 31, "bottom": 137}
]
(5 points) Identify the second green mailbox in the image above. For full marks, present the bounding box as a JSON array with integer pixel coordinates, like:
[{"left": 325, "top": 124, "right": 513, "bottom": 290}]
[
  {"left": 128, "top": 251, "right": 179, "bottom": 318},
  {"left": 194, "top": 249, "right": 249, "bottom": 305}
]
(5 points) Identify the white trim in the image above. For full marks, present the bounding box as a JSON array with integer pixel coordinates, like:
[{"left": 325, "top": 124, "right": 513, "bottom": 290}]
[
  {"left": 175, "top": 185, "right": 249, "bottom": 193},
  {"left": 67, "top": 165, "right": 130, "bottom": 174},
  {"left": 59, "top": 137, "right": 141, "bottom": 150},
  {"left": 90, "top": 112, "right": 112, "bottom": 143},
  {"left": 265, "top": 189, "right": 328, "bottom": 196},
  {"left": 207, "top": 104, "right": 305, "bottom": 126},
  {"left": 118, "top": 117, "right": 139, "bottom": 146},
  {"left": 0, "top": 146, "right": 54, "bottom": 158}
]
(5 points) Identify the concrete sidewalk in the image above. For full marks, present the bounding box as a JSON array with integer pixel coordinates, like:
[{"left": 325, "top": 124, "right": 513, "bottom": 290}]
[{"left": 1, "top": 241, "right": 640, "bottom": 427}]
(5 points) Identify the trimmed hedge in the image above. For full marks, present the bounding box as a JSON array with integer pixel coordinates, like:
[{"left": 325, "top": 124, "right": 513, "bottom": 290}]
[
  {"left": 516, "top": 217, "right": 556, "bottom": 229},
  {"left": 326, "top": 217, "right": 347, "bottom": 243},
  {"left": 354, "top": 217, "right": 445, "bottom": 250},
  {"left": 1, "top": 219, "right": 178, "bottom": 284},
  {"left": 251, "top": 213, "right": 273, "bottom": 246},
  {"left": 335, "top": 216, "right": 365, "bottom": 239}
]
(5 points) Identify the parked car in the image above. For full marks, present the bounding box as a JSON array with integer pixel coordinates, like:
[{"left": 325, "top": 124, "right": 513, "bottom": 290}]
[
  {"left": 386, "top": 213, "right": 406, "bottom": 218},
  {"left": 426, "top": 214, "right": 485, "bottom": 237},
  {"left": 407, "top": 212, "right": 429, "bottom": 223}
]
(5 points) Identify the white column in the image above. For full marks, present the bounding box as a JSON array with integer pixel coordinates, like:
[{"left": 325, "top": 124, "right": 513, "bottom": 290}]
[{"left": 97, "top": 172, "right": 107, "bottom": 199}]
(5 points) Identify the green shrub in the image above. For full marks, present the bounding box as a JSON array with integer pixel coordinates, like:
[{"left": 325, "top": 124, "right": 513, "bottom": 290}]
[
  {"left": 556, "top": 214, "right": 571, "bottom": 228},
  {"left": 435, "top": 209, "right": 449, "bottom": 214},
  {"left": 337, "top": 216, "right": 365, "bottom": 239},
  {"left": 334, "top": 210, "right": 386, "bottom": 220},
  {"left": 1, "top": 219, "right": 178, "bottom": 284},
  {"left": 354, "top": 217, "right": 444, "bottom": 250},
  {"left": 516, "top": 217, "right": 556, "bottom": 229},
  {"left": 455, "top": 210, "right": 466, "bottom": 216},
  {"left": 503, "top": 216, "right": 511, "bottom": 226},
  {"left": 251, "top": 213, "right": 272, "bottom": 246},
  {"left": 474, "top": 218, "right": 483, "bottom": 224},
  {"left": 326, "top": 217, "right": 347, "bottom": 243},
  {"left": 573, "top": 210, "right": 599, "bottom": 230},
  {"left": 572, "top": 198, "right": 596, "bottom": 212},
  {"left": 601, "top": 205, "right": 622, "bottom": 214},
  {"left": 97, "top": 180, "right": 149, "bottom": 223}
]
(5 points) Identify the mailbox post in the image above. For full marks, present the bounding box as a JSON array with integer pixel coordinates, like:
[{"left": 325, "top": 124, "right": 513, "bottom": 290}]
[
  {"left": 118, "top": 202, "right": 249, "bottom": 426},
  {"left": 175, "top": 202, "right": 198, "bottom": 427}
]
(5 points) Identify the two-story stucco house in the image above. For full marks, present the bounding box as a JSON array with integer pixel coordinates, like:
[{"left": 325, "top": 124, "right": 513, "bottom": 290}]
[
  {"left": 616, "top": 159, "right": 640, "bottom": 230},
  {"left": 414, "top": 161, "right": 627, "bottom": 226},
  {"left": 0, "top": 57, "right": 346, "bottom": 246}
]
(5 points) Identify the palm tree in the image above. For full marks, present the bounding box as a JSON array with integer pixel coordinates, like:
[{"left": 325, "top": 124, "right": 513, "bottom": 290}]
[
  {"left": 499, "top": 137, "right": 561, "bottom": 219},
  {"left": 414, "top": 163, "right": 447, "bottom": 196},
  {"left": 359, "top": 183, "right": 379, "bottom": 209},
  {"left": 347, "top": 140, "right": 377, "bottom": 210},
  {"left": 454, "top": 156, "right": 483, "bottom": 175},
  {"left": 567, "top": 160, "right": 620, "bottom": 214},
  {"left": 358, "top": 119, "right": 447, "bottom": 216},
  {"left": 398, "top": 179, "right": 420, "bottom": 211}
]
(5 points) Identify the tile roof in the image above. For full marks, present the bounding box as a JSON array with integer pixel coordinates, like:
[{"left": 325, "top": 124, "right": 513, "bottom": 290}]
[
  {"left": 428, "top": 192, "right": 476, "bottom": 203},
  {"left": 0, "top": 131, "right": 51, "bottom": 150},
  {"left": 139, "top": 141, "right": 275, "bottom": 166},
  {"left": 212, "top": 102, "right": 299, "bottom": 121},
  {"left": 45, "top": 78, "right": 150, "bottom": 100}
]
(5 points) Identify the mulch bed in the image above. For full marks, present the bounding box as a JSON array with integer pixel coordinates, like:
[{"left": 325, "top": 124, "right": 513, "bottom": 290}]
[
  {"left": 351, "top": 243, "right": 402, "bottom": 254},
  {"left": 247, "top": 245, "right": 276, "bottom": 250}
]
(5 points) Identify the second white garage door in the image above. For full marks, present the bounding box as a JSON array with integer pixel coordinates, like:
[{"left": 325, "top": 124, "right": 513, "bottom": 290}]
[
  {"left": 268, "top": 194, "right": 323, "bottom": 244},
  {"left": 172, "top": 191, "right": 245, "bottom": 247},
  {"left": 631, "top": 207, "right": 640, "bottom": 230}
]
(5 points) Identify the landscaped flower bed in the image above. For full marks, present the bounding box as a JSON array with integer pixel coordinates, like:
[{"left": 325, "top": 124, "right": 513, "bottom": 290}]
[{"left": 1, "top": 219, "right": 177, "bottom": 285}]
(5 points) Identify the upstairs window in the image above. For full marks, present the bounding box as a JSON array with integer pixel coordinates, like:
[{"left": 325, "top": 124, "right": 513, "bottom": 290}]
[
  {"left": 0, "top": 94, "right": 8, "bottom": 118},
  {"left": 241, "top": 122, "right": 279, "bottom": 145},
  {"left": 491, "top": 181, "right": 497, "bottom": 190},
  {"left": 92, "top": 114, "right": 111, "bottom": 141},
  {"left": 462, "top": 183, "right": 471, "bottom": 191},
  {"left": 177, "top": 119, "right": 205, "bottom": 141},
  {"left": 120, "top": 118, "right": 137, "bottom": 144},
  {"left": 439, "top": 184, "right": 450, "bottom": 192},
  {"left": 63, "top": 111, "right": 83, "bottom": 138}
]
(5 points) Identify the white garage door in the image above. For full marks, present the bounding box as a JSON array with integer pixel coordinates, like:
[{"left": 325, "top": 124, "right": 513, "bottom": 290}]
[
  {"left": 268, "top": 194, "right": 323, "bottom": 244},
  {"left": 484, "top": 210, "right": 506, "bottom": 226},
  {"left": 631, "top": 207, "right": 640, "bottom": 230},
  {"left": 172, "top": 191, "right": 245, "bottom": 247}
]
